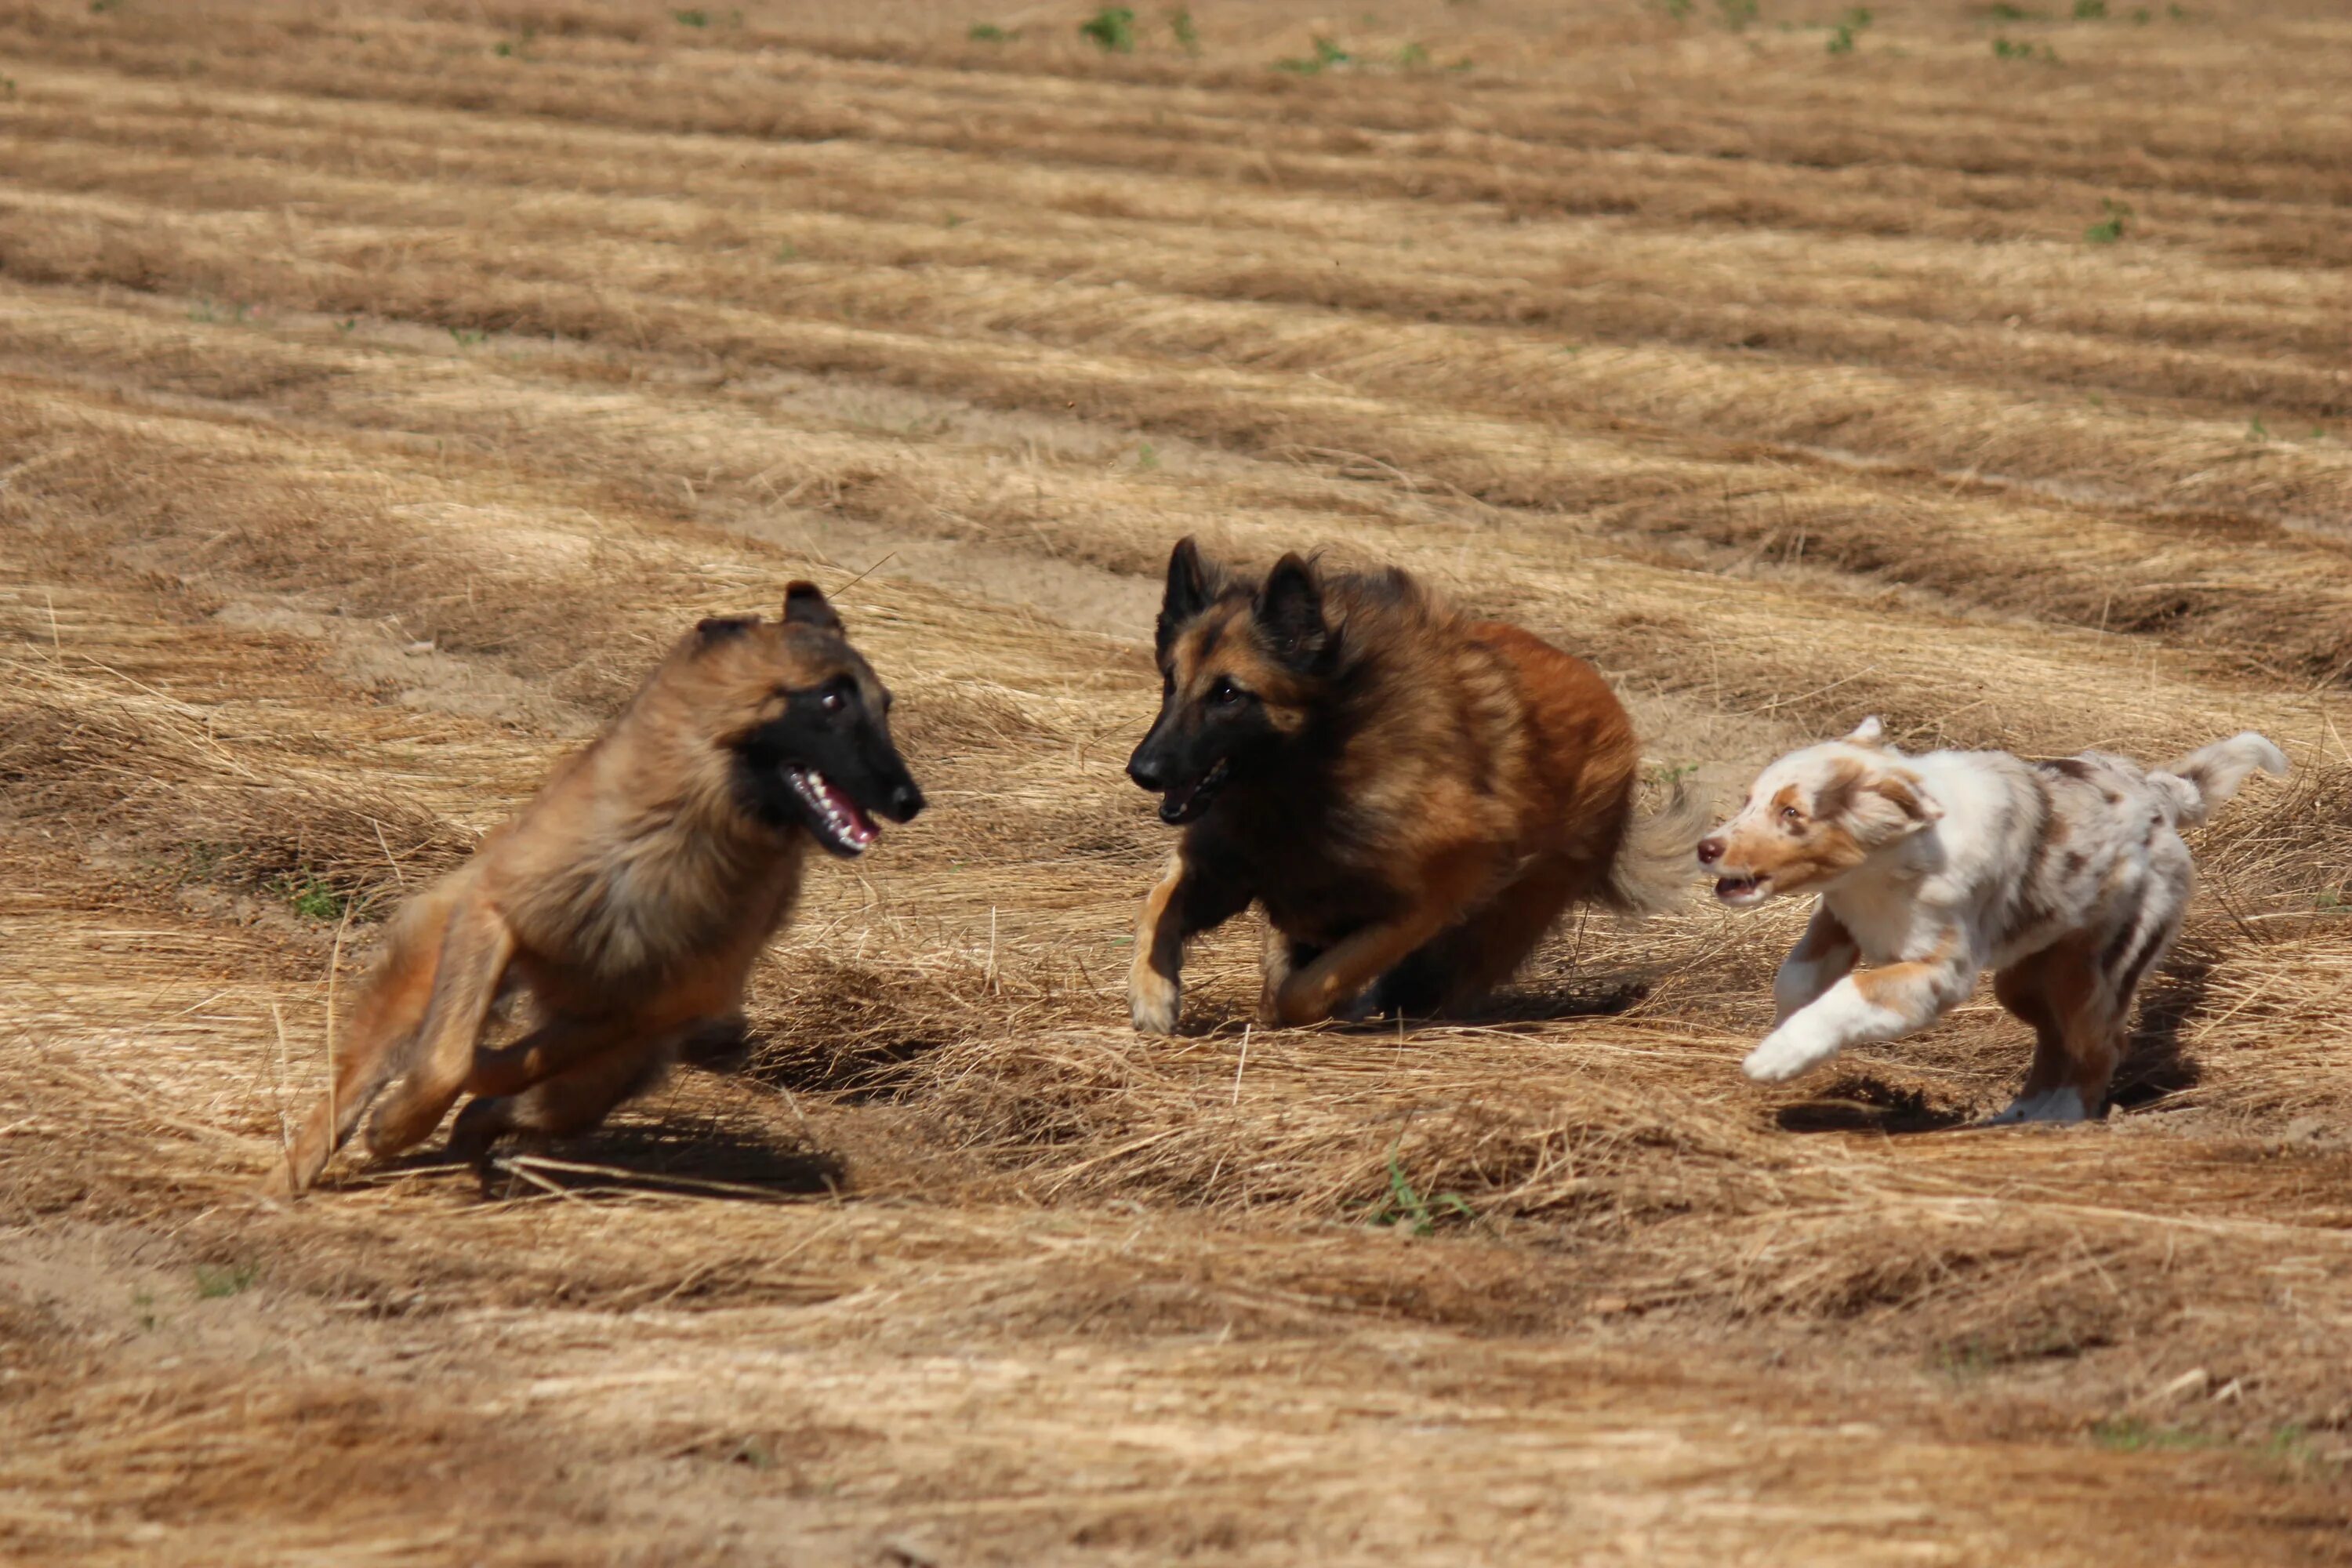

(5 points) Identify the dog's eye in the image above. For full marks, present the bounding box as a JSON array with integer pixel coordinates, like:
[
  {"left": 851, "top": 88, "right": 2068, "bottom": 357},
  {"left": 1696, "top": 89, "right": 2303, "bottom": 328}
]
[
  {"left": 1210, "top": 677, "right": 1243, "bottom": 706},
  {"left": 1780, "top": 805, "right": 1804, "bottom": 826},
  {"left": 819, "top": 689, "right": 847, "bottom": 714}
]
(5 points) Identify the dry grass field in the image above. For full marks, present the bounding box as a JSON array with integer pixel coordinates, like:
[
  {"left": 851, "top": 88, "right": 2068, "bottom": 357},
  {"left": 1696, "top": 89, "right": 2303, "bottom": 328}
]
[{"left": 5, "top": 0, "right": 2352, "bottom": 1561}]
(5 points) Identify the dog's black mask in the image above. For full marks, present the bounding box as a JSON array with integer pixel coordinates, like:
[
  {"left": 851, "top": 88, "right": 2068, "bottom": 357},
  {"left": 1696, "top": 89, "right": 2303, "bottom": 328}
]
[
  {"left": 736, "top": 675, "right": 925, "bottom": 857},
  {"left": 1126, "top": 538, "right": 1324, "bottom": 826},
  {"left": 718, "top": 586, "right": 924, "bottom": 858}
]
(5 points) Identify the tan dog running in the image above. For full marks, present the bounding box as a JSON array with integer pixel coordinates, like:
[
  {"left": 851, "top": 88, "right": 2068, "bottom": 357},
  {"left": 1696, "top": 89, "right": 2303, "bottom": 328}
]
[
  {"left": 1697, "top": 718, "right": 2285, "bottom": 1122},
  {"left": 267, "top": 584, "right": 923, "bottom": 1194}
]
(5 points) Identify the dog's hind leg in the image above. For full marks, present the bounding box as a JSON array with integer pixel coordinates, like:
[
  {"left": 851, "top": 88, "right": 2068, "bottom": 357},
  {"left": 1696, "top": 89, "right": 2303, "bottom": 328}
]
[
  {"left": 1987, "top": 945, "right": 2074, "bottom": 1123},
  {"left": 1367, "top": 854, "right": 1581, "bottom": 1018},
  {"left": 362, "top": 897, "right": 516, "bottom": 1160},
  {"left": 448, "top": 1033, "right": 674, "bottom": 1171},
  {"left": 1987, "top": 929, "right": 2140, "bottom": 1124},
  {"left": 267, "top": 891, "right": 455, "bottom": 1195},
  {"left": 463, "top": 1011, "right": 640, "bottom": 1100},
  {"left": 1272, "top": 851, "right": 1496, "bottom": 1027},
  {"left": 1257, "top": 925, "right": 1325, "bottom": 1024}
]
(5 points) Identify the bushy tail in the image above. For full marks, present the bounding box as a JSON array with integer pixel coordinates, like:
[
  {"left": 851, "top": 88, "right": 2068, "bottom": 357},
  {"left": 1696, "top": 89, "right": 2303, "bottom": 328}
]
[
  {"left": 2151, "top": 731, "right": 2288, "bottom": 827},
  {"left": 1604, "top": 775, "right": 1709, "bottom": 916}
]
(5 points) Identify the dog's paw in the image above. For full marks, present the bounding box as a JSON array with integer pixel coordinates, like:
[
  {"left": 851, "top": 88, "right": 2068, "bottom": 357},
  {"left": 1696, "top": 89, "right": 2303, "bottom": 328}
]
[
  {"left": 1984, "top": 1087, "right": 2089, "bottom": 1126},
  {"left": 1129, "top": 968, "right": 1181, "bottom": 1035},
  {"left": 1742, "top": 1022, "right": 1841, "bottom": 1083}
]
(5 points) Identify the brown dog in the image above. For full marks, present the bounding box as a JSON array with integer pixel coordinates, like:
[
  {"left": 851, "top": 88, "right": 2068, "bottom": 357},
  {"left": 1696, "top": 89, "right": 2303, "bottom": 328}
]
[
  {"left": 267, "top": 583, "right": 924, "bottom": 1194},
  {"left": 1124, "top": 539, "right": 1693, "bottom": 1033}
]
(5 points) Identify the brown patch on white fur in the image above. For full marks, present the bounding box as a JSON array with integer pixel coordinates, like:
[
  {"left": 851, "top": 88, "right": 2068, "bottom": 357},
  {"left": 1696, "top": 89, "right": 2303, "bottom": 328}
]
[{"left": 1711, "top": 777, "right": 1871, "bottom": 898}]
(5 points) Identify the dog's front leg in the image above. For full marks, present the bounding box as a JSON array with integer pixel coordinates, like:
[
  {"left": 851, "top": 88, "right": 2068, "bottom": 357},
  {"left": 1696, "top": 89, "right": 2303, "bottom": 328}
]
[
  {"left": 1744, "top": 947, "right": 1976, "bottom": 1083},
  {"left": 1128, "top": 851, "right": 1250, "bottom": 1034},
  {"left": 1270, "top": 852, "right": 1490, "bottom": 1028},
  {"left": 1773, "top": 902, "right": 1860, "bottom": 1025}
]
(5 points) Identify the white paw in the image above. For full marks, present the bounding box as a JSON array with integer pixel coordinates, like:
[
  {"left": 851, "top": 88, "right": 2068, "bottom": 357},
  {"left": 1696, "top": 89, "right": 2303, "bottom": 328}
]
[
  {"left": 1984, "top": 1087, "right": 2088, "bottom": 1126},
  {"left": 1129, "top": 970, "right": 1181, "bottom": 1035},
  {"left": 1742, "top": 1022, "right": 1842, "bottom": 1084}
]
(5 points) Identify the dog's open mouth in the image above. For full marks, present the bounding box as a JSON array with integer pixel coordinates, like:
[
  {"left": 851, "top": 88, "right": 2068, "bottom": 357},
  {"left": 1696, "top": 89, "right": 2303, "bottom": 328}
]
[
  {"left": 1714, "top": 873, "right": 1771, "bottom": 907},
  {"left": 784, "top": 766, "right": 880, "bottom": 856},
  {"left": 1160, "top": 757, "right": 1232, "bottom": 826}
]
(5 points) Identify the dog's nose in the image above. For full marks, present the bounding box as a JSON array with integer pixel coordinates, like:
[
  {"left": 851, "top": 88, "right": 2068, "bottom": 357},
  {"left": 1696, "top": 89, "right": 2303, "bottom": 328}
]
[
  {"left": 890, "top": 782, "right": 925, "bottom": 821},
  {"left": 1696, "top": 836, "right": 1726, "bottom": 866},
  {"left": 1127, "top": 755, "right": 1165, "bottom": 792}
]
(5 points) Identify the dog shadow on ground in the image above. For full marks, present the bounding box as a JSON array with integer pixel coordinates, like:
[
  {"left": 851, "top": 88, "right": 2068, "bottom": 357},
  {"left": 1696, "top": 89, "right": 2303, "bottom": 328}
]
[
  {"left": 1318, "top": 980, "right": 1652, "bottom": 1034},
  {"left": 1774, "top": 1076, "right": 1974, "bottom": 1136},
  {"left": 497, "top": 1117, "right": 845, "bottom": 1198},
  {"left": 2108, "top": 949, "right": 2209, "bottom": 1111},
  {"left": 358, "top": 1114, "right": 846, "bottom": 1202}
]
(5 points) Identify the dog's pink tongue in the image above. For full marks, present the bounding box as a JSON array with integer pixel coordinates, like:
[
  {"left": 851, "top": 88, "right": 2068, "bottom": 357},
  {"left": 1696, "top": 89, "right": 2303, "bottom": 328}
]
[{"left": 817, "top": 776, "right": 878, "bottom": 845}]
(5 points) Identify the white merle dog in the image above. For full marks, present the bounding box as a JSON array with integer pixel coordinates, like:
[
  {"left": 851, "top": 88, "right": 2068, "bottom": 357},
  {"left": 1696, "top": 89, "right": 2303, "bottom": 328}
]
[{"left": 1697, "top": 718, "right": 2286, "bottom": 1123}]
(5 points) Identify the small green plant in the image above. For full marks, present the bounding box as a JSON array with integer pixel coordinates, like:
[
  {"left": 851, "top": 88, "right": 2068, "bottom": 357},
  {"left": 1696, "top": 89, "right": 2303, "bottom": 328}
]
[
  {"left": 944, "top": 212, "right": 967, "bottom": 229},
  {"left": 2263, "top": 1424, "right": 2323, "bottom": 1474},
  {"left": 2247, "top": 416, "right": 2270, "bottom": 441},
  {"left": 2166, "top": 2, "right": 2185, "bottom": 15},
  {"left": 1987, "top": 2, "right": 2037, "bottom": 16},
  {"left": 336, "top": 318, "right": 357, "bottom": 333},
  {"left": 195, "top": 1262, "right": 258, "bottom": 1299},
  {"left": 1993, "top": 34, "right": 2059, "bottom": 59},
  {"left": 1826, "top": 6, "right": 1871, "bottom": 51},
  {"left": 2, "top": 78, "right": 16, "bottom": 101},
  {"left": 1275, "top": 36, "right": 1352, "bottom": 72},
  {"left": 774, "top": 241, "right": 799, "bottom": 261},
  {"left": 1397, "top": 41, "right": 1430, "bottom": 67},
  {"left": 132, "top": 1289, "right": 158, "bottom": 1332},
  {"left": 449, "top": 326, "right": 486, "bottom": 347},
  {"left": 672, "top": 8, "right": 709, "bottom": 25},
  {"left": 1079, "top": 6, "right": 1136, "bottom": 51},
  {"left": 2073, "top": 0, "right": 2105, "bottom": 15},
  {"left": 1168, "top": 8, "right": 1199, "bottom": 53},
  {"left": 2090, "top": 1417, "right": 2221, "bottom": 1453},
  {"left": 1363, "top": 1145, "right": 1475, "bottom": 1236},
  {"left": 91, "top": 0, "right": 122, "bottom": 13},
  {"left": 2084, "top": 196, "right": 2130, "bottom": 242},
  {"left": 1136, "top": 441, "right": 1159, "bottom": 470},
  {"left": 1929, "top": 1338, "right": 1994, "bottom": 1385},
  {"left": 1657, "top": 0, "right": 1695, "bottom": 16},
  {"left": 270, "top": 873, "right": 347, "bottom": 922},
  {"left": 1716, "top": 0, "right": 1759, "bottom": 27},
  {"left": 967, "top": 22, "right": 1011, "bottom": 42}
]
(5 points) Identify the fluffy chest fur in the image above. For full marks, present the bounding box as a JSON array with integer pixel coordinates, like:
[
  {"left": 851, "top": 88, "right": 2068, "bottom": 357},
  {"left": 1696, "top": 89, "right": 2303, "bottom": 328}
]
[{"left": 494, "top": 732, "right": 807, "bottom": 987}]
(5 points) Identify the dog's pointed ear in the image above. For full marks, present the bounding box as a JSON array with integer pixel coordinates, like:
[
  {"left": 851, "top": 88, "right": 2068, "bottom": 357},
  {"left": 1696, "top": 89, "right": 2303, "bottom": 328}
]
[
  {"left": 1254, "top": 552, "right": 1328, "bottom": 670},
  {"left": 1156, "top": 536, "right": 1215, "bottom": 659},
  {"left": 695, "top": 615, "right": 757, "bottom": 645},
  {"left": 782, "top": 581, "right": 843, "bottom": 633},
  {"left": 1843, "top": 715, "right": 1887, "bottom": 749}
]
